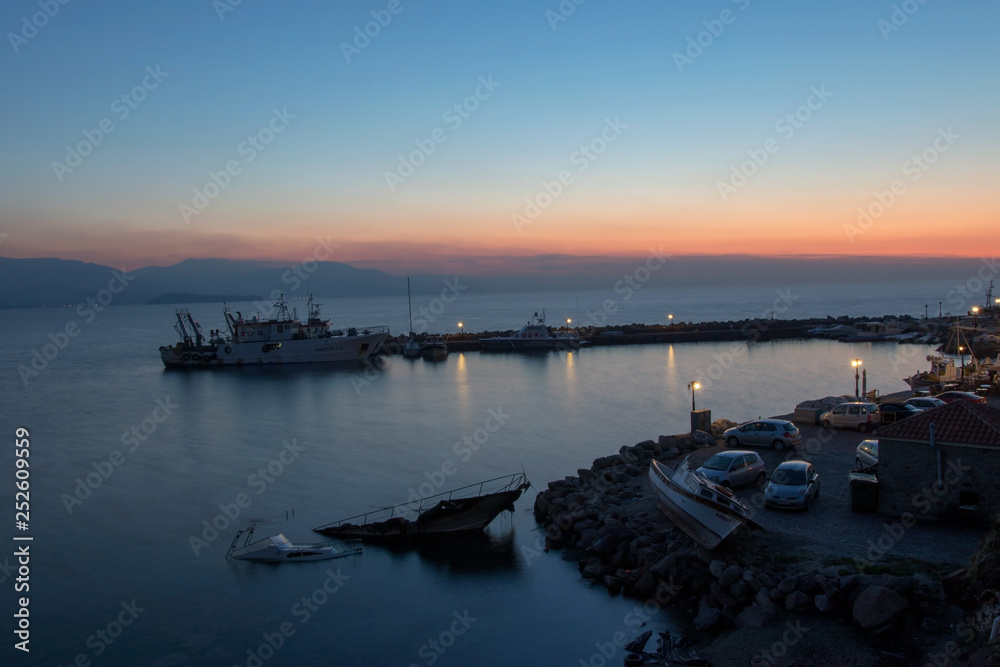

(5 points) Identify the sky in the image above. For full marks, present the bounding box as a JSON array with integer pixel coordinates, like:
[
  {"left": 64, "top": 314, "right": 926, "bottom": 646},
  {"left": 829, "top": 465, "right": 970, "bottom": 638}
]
[{"left": 1, "top": 0, "right": 997, "bottom": 274}]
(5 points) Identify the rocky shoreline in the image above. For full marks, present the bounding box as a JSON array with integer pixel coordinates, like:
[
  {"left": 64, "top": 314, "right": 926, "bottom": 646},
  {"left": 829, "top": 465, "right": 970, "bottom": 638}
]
[{"left": 532, "top": 425, "right": 999, "bottom": 666}]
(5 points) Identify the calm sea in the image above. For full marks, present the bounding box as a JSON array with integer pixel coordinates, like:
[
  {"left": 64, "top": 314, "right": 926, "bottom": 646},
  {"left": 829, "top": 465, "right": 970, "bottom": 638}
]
[{"left": 0, "top": 280, "right": 964, "bottom": 665}]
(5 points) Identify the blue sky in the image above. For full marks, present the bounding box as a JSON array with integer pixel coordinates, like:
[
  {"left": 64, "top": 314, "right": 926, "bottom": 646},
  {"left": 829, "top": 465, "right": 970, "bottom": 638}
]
[{"left": 1, "top": 0, "right": 997, "bottom": 270}]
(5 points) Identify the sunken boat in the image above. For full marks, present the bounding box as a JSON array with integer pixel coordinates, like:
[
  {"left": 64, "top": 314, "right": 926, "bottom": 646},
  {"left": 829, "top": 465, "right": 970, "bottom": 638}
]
[{"left": 314, "top": 472, "right": 530, "bottom": 540}]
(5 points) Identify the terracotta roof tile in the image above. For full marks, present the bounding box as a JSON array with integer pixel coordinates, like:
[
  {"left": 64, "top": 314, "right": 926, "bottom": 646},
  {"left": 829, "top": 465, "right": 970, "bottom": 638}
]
[{"left": 874, "top": 401, "right": 1000, "bottom": 447}]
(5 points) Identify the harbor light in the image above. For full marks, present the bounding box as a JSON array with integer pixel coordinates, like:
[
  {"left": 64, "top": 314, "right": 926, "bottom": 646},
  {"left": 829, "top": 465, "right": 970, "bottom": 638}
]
[
  {"left": 668, "top": 314, "right": 674, "bottom": 326},
  {"left": 972, "top": 306, "right": 980, "bottom": 328},
  {"left": 687, "top": 381, "right": 700, "bottom": 411},
  {"left": 851, "top": 359, "right": 863, "bottom": 398},
  {"left": 458, "top": 322, "right": 463, "bottom": 336},
  {"left": 959, "top": 345, "right": 965, "bottom": 371}
]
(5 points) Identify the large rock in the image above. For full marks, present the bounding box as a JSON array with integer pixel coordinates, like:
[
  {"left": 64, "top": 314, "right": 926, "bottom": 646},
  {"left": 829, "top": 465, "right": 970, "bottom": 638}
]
[
  {"left": 814, "top": 594, "right": 835, "bottom": 614},
  {"left": 719, "top": 565, "right": 743, "bottom": 589},
  {"left": 785, "top": 590, "right": 811, "bottom": 611},
  {"left": 777, "top": 575, "right": 798, "bottom": 595},
  {"left": 709, "top": 559, "right": 728, "bottom": 579},
  {"left": 735, "top": 604, "right": 777, "bottom": 628},
  {"left": 631, "top": 571, "right": 657, "bottom": 599},
  {"left": 692, "top": 430, "right": 716, "bottom": 447},
  {"left": 852, "top": 585, "right": 910, "bottom": 629},
  {"left": 693, "top": 606, "right": 724, "bottom": 631}
]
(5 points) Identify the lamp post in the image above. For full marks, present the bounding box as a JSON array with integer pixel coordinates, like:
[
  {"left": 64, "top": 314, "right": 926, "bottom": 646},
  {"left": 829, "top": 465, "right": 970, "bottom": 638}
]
[
  {"left": 688, "top": 381, "right": 700, "bottom": 411},
  {"left": 668, "top": 314, "right": 674, "bottom": 328},
  {"left": 972, "top": 306, "right": 980, "bottom": 328},
  {"left": 566, "top": 318, "right": 572, "bottom": 330},
  {"left": 959, "top": 345, "right": 965, "bottom": 373},
  {"left": 852, "top": 359, "right": 863, "bottom": 398},
  {"left": 458, "top": 322, "right": 463, "bottom": 337}
]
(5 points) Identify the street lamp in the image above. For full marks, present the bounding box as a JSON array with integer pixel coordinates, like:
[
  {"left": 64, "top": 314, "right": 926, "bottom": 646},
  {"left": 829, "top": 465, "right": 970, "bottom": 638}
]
[
  {"left": 566, "top": 318, "right": 572, "bottom": 330},
  {"left": 458, "top": 322, "right": 463, "bottom": 336},
  {"left": 972, "top": 306, "right": 980, "bottom": 328},
  {"left": 668, "top": 314, "right": 674, "bottom": 327},
  {"left": 959, "top": 345, "right": 965, "bottom": 372},
  {"left": 687, "top": 381, "right": 700, "bottom": 411},
  {"left": 851, "top": 359, "right": 863, "bottom": 398}
]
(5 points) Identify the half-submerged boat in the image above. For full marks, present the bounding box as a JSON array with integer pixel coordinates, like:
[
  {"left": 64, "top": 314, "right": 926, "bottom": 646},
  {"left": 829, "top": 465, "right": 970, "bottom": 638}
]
[
  {"left": 314, "top": 472, "right": 530, "bottom": 540},
  {"left": 648, "top": 458, "right": 762, "bottom": 550},
  {"left": 226, "top": 527, "right": 362, "bottom": 562},
  {"left": 159, "top": 294, "right": 390, "bottom": 368},
  {"left": 481, "top": 310, "right": 583, "bottom": 351}
]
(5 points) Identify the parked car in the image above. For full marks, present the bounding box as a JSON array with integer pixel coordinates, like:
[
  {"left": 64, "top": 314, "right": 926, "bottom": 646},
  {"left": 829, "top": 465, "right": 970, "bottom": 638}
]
[
  {"left": 722, "top": 419, "right": 801, "bottom": 451},
  {"left": 765, "top": 461, "right": 820, "bottom": 510},
  {"left": 695, "top": 451, "right": 766, "bottom": 488},
  {"left": 904, "top": 397, "right": 946, "bottom": 410},
  {"left": 934, "top": 390, "right": 987, "bottom": 404},
  {"left": 856, "top": 439, "right": 878, "bottom": 468},
  {"left": 819, "top": 402, "right": 880, "bottom": 432},
  {"left": 877, "top": 402, "right": 922, "bottom": 424}
]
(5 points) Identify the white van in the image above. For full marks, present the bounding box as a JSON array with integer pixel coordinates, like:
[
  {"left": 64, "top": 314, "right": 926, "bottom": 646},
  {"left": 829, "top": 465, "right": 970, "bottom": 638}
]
[{"left": 820, "top": 402, "right": 880, "bottom": 432}]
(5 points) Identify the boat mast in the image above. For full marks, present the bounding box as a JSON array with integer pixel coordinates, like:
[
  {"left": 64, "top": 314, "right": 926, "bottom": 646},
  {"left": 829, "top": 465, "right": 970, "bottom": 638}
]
[{"left": 407, "top": 277, "right": 414, "bottom": 336}]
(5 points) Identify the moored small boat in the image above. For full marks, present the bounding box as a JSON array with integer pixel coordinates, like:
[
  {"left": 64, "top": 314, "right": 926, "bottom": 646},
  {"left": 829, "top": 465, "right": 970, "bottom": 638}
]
[
  {"left": 314, "top": 473, "right": 530, "bottom": 540},
  {"left": 421, "top": 336, "right": 449, "bottom": 361},
  {"left": 226, "top": 527, "right": 362, "bottom": 562},
  {"left": 648, "top": 458, "right": 762, "bottom": 550},
  {"left": 481, "top": 310, "right": 583, "bottom": 351}
]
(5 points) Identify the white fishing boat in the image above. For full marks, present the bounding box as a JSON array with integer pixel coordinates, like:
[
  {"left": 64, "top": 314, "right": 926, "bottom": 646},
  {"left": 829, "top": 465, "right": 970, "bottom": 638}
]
[
  {"left": 481, "top": 310, "right": 583, "bottom": 351},
  {"left": 421, "top": 335, "right": 449, "bottom": 361},
  {"left": 648, "top": 458, "right": 762, "bottom": 550},
  {"left": 159, "top": 294, "right": 389, "bottom": 368},
  {"left": 226, "top": 527, "right": 362, "bottom": 563}
]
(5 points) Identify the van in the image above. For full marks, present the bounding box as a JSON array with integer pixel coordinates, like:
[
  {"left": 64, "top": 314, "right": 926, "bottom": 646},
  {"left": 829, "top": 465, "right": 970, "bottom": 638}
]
[{"left": 820, "top": 402, "right": 880, "bottom": 432}]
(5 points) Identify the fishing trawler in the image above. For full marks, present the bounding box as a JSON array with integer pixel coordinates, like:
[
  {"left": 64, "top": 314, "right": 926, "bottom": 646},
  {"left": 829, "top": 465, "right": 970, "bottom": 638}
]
[{"left": 159, "top": 294, "right": 389, "bottom": 368}]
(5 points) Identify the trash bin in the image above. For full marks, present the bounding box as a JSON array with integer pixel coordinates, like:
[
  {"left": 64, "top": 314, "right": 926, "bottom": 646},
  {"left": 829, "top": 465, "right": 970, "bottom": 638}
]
[{"left": 848, "top": 472, "right": 879, "bottom": 513}]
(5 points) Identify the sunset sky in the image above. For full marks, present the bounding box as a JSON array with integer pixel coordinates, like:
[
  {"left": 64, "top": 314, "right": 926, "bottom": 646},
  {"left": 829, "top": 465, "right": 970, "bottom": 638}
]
[{"left": 1, "top": 1, "right": 997, "bottom": 274}]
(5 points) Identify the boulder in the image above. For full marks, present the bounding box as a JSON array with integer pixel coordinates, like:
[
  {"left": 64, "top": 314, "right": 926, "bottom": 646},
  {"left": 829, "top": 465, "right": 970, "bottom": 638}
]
[
  {"left": 711, "top": 419, "right": 737, "bottom": 435},
  {"left": 604, "top": 575, "right": 622, "bottom": 596},
  {"left": 693, "top": 606, "right": 724, "bottom": 631},
  {"left": 580, "top": 558, "right": 604, "bottom": 580},
  {"left": 814, "top": 594, "right": 835, "bottom": 614},
  {"left": 719, "top": 565, "right": 743, "bottom": 589},
  {"left": 631, "top": 571, "right": 657, "bottom": 599},
  {"left": 735, "top": 604, "right": 777, "bottom": 628},
  {"left": 755, "top": 588, "right": 775, "bottom": 608},
  {"left": 785, "top": 590, "right": 811, "bottom": 611},
  {"left": 692, "top": 430, "right": 716, "bottom": 447},
  {"left": 777, "top": 575, "right": 798, "bottom": 595},
  {"left": 709, "top": 560, "right": 728, "bottom": 579},
  {"left": 852, "top": 585, "right": 910, "bottom": 630}
]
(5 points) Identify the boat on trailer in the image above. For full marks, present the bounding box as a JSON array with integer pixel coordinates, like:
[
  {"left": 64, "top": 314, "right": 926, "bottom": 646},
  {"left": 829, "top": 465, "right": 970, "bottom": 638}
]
[
  {"left": 648, "top": 458, "right": 763, "bottom": 550},
  {"left": 314, "top": 472, "right": 531, "bottom": 540},
  {"left": 226, "top": 526, "right": 362, "bottom": 562}
]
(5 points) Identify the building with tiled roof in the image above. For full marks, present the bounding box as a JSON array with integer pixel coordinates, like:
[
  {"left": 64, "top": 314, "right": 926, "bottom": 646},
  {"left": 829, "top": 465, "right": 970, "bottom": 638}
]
[{"left": 875, "top": 401, "right": 1000, "bottom": 523}]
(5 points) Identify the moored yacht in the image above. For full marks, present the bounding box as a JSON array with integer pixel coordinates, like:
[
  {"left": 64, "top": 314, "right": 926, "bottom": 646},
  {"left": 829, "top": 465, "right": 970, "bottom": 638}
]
[{"left": 481, "top": 310, "right": 583, "bottom": 351}]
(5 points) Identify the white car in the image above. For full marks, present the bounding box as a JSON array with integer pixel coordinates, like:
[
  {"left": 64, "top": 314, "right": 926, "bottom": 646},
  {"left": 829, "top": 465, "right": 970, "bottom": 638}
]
[
  {"left": 820, "top": 402, "right": 880, "bottom": 433},
  {"left": 765, "top": 461, "right": 820, "bottom": 511},
  {"left": 856, "top": 439, "right": 878, "bottom": 468}
]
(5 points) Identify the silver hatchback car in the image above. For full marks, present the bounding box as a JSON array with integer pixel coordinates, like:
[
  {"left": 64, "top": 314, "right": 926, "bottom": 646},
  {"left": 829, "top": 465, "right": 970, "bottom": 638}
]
[
  {"left": 722, "top": 419, "right": 802, "bottom": 452},
  {"left": 765, "top": 460, "right": 820, "bottom": 510},
  {"left": 695, "top": 450, "right": 767, "bottom": 488}
]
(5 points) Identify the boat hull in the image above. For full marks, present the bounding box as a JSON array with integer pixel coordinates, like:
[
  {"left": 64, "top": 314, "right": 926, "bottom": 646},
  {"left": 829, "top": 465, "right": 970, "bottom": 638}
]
[
  {"left": 648, "top": 459, "right": 759, "bottom": 550},
  {"left": 160, "top": 330, "right": 389, "bottom": 368},
  {"left": 315, "top": 486, "right": 527, "bottom": 541}
]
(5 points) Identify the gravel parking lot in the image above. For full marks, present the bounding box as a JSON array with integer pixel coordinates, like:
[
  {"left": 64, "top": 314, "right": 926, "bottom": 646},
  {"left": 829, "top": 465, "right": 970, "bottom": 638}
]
[{"left": 683, "top": 420, "right": 984, "bottom": 569}]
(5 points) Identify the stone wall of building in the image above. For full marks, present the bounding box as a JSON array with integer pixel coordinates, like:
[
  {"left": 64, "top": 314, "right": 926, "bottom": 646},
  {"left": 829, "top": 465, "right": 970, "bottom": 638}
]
[{"left": 877, "top": 439, "right": 997, "bottom": 524}]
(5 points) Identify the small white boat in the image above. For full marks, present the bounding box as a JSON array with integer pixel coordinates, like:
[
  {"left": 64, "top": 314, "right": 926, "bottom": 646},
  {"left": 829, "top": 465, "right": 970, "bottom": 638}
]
[
  {"left": 648, "top": 458, "right": 762, "bottom": 550},
  {"left": 226, "top": 527, "right": 361, "bottom": 562},
  {"left": 421, "top": 336, "right": 449, "bottom": 361}
]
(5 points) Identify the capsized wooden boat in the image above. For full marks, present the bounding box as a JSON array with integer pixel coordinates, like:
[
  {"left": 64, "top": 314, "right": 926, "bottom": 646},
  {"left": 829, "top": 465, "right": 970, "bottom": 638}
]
[
  {"left": 226, "top": 527, "right": 362, "bottom": 562},
  {"left": 314, "top": 472, "right": 530, "bottom": 540},
  {"left": 648, "top": 458, "right": 762, "bottom": 550}
]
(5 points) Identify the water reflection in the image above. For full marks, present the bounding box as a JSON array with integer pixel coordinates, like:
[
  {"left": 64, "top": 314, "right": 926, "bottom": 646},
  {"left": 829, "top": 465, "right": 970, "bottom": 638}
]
[{"left": 363, "top": 524, "right": 522, "bottom": 576}]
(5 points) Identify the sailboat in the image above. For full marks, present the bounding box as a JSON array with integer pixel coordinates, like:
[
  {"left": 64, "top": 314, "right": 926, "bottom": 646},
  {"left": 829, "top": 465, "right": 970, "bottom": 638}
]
[{"left": 403, "top": 278, "right": 422, "bottom": 358}]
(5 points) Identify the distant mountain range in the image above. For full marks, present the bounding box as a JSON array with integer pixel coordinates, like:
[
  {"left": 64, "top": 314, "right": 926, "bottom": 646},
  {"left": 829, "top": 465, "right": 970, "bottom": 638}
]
[{"left": 0, "top": 254, "right": 987, "bottom": 308}]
